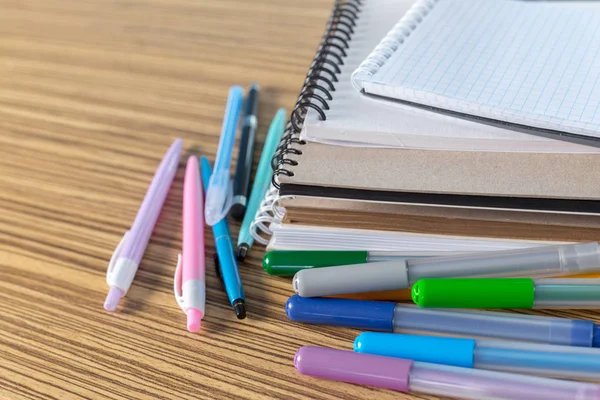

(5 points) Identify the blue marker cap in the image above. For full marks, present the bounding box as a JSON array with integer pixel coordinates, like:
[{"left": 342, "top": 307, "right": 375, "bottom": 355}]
[
  {"left": 354, "top": 332, "right": 476, "bottom": 368},
  {"left": 285, "top": 295, "right": 395, "bottom": 331}
]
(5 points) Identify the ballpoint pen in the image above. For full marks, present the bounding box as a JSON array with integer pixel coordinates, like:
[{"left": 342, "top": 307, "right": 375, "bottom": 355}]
[
  {"left": 173, "top": 156, "right": 206, "bottom": 332},
  {"left": 205, "top": 85, "right": 244, "bottom": 226},
  {"left": 294, "top": 347, "right": 600, "bottom": 400},
  {"left": 262, "top": 249, "right": 451, "bottom": 276},
  {"left": 285, "top": 295, "right": 600, "bottom": 347},
  {"left": 236, "top": 107, "right": 286, "bottom": 260},
  {"left": 292, "top": 241, "right": 600, "bottom": 297},
  {"left": 412, "top": 277, "right": 600, "bottom": 309},
  {"left": 104, "top": 138, "right": 183, "bottom": 311},
  {"left": 355, "top": 332, "right": 600, "bottom": 381},
  {"left": 230, "top": 83, "right": 260, "bottom": 221},
  {"left": 200, "top": 156, "right": 246, "bottom": 319}
]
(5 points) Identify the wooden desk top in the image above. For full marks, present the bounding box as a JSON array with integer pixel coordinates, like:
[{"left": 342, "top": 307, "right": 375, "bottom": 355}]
[{"left": 1, "top": 1, "right": 598, "bottom": 400}]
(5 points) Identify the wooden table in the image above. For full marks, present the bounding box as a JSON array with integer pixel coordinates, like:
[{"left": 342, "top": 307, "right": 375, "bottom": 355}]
[{"left": 1, "top": 1, "right": 598, "bottom": 400}]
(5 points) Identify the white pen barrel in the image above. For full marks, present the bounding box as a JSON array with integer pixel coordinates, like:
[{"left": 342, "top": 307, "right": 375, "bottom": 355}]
[
  {"left": 183, "top": 280, "right": 206, "bottom": 315},
  {"left": 107, "top": 258, "right": 139, "bottom": 293}
]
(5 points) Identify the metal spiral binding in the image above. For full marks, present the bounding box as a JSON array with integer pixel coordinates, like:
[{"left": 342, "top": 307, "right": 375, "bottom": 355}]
[
  {"left": 351, "top": 0, "right": 437, "bottom": 91},
  {"left": 271, "top": 0, "right": 363, "bottom": 187},
  {"left": 250, "top": 0, "right": 363, "bottom": 245}
]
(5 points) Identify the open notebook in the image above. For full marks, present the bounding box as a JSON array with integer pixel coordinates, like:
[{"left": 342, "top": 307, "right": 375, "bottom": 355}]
[
  {"left": 352, "top": 0, "right": 600, "bottom": 147},
  {"left": 298, "top": 0, "right": 599, "bottom": 151}
]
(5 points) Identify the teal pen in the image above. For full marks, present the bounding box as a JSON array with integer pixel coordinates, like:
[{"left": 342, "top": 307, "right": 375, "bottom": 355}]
[
  {"left": 236, "top": 108, "right": 286, "bottom": 261},
  {"left": 200, "top": 157, "right": 246, "bottom": 319}
]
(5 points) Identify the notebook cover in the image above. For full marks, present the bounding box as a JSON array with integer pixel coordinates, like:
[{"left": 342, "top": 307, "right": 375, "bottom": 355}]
[{"left": 278, "top": 142, "right": 600, "bottom": 214}]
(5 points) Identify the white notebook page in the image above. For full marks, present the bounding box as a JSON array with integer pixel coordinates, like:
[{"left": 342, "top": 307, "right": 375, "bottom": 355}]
[
  {"left": 358, "top": 0, "right": 600, "bottom": 140},
  {"left": 300, "top": 0, "right": 599, "bottom": 152}
]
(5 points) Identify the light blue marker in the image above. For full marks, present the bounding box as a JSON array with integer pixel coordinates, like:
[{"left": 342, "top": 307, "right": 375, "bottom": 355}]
[
  {"left": 355, "top": 332, "right": 600, "bottom": 381},
  {"left": 204, "top": 85, "right": 244, "bottom": 226},
  {"left": 201, "top": 157, "right": 246, "bottom": 319},
  {"left": 236, "top": 108, "right": 286, "bottom": 260}
]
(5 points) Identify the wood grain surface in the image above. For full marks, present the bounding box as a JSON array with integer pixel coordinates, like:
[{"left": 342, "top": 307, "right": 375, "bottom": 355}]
[{"left": 1, "top": 1, "right": 599, "bottom": 400}]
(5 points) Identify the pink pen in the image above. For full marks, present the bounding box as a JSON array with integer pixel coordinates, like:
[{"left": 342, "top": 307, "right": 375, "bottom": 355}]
[
  {"left": 295, "top": 347, "right": 600, "bottom": 400},
  {"left": 174, "top": 156, "right": 206, "bottom": 332}
]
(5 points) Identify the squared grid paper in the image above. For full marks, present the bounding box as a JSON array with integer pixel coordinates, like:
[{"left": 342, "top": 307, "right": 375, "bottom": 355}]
[{"left": 371, "top": 0, "right": 600, "bottom": 138}]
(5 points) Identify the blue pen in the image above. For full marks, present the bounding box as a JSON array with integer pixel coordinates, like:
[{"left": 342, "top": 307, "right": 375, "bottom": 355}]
[
  {"left": 355, "top": 332, "right": 600, "bottom": 381},
  {"left": 201, "top": 157, "right": 246, "bottom": 319},
  {"left": 236, "top": 108, "right": 286, "bottom": 260},
  {"left": 205, "top": 85, "right": 244, "bottom": 226}
]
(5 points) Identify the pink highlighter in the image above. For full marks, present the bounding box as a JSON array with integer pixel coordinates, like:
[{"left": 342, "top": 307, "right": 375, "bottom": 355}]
[{"left": 174, "top": 156, "right": 206, "bottom": 332}]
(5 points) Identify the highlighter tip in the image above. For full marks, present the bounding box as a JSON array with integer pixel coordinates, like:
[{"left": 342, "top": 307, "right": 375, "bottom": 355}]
[
  {"left": 187, "top": 309, "right": 203, "bottom": 332},
  {"left": 104, "top": 287, "right": 124, "bottom": 312}
]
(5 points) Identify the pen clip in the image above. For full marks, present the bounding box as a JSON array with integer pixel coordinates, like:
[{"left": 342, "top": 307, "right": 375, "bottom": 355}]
[
  {"left": 107, "top": 230, "right": 129, "bottom": 283},
  {"left": 215, "top": 179, "right": 234, "bottom": 223},
  {"left": 173, "top": 253, "right": 185, "bottom": 313}
]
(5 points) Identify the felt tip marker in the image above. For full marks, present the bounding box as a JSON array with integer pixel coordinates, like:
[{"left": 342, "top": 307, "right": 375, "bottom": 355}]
[
  {"left": 412, "top": 278, "right": 600, "bottom": 309},
  {"left": 355, "top": 332, "right": 600, "bottom": 381},
  {"left": 285, "top": 295, "right": 600, "bottom": 347},
  {"left": 292, "top": 242, "right": 600, "bottom": 297},
  {"left": 262, "top": 250, "right": 446, "bottom": 276},
  {"left": 294, "top": 347, "right": 600, "bottom": 400}
]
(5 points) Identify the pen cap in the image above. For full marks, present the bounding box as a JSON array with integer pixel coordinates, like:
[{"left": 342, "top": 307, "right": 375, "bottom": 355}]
[
  {"left": 263, "top": 251, "right": 369, "bottom": 276},
  {"left": 295, "top": 346, "right": 412, "bottom": 392},
  {"left": 293, "top": 260, "right": 409, "bottom": 297},
  {"left": 285, "top": 295, "right": 395, "bottom": 331},
  {"left": 355, "top": 332, "right": 475, "bottom": 368},
  {"left": 412, "top": 278, "right": 535, "bottom": 308}
]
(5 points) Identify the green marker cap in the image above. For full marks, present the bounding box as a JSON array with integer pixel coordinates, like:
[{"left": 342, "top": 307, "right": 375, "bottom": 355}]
[
  {"left": 262, "top": 251, "right": 369, "bottom": 276},
  {"left": 412, "top": 278, "right": 535, "bottom": 309}
]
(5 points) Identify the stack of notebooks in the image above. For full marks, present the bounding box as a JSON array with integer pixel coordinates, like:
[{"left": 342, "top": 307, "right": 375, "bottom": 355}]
[{"left": 251, "top": 0, "right": 600, "bottom": 255}]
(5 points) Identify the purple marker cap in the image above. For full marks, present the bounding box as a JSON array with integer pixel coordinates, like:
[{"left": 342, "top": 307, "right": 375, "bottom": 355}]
[{"left": 294, "top": 346, "right": 412, "bottom": 392}]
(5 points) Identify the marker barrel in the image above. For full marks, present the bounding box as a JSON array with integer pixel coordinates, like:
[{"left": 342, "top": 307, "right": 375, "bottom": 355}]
[
  {"left": 295, "top": 347, "right": 600, "bottom": 400},
  {"left": 293, "top": 242, "right": 600, "bottom": 297},
  {"left": 356, "top": 332, "right": 600, "bottom": 380},
  {"left": 413, "top": 278, "right": 600, "bottom": 309},
  {"left": 285, "top": 296, "right": 597, "bottom": 347}
]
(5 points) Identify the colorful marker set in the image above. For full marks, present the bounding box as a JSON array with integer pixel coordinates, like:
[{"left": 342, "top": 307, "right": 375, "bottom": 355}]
[
  {"left": 265, "top": 246, "right": 600, "bottom": 398},
  {"left": 103, "top": 84, "right": 287, "bottom": 330}
]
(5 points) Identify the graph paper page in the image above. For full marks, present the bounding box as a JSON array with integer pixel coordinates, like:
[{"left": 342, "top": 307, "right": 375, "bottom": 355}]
[{"left": 365, "top": 0, "right": 600, "bottom": 139}]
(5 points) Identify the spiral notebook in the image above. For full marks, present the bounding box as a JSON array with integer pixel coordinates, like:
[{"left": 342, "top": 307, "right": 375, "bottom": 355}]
[
  {"left": 249, "top": 0, "right": 600, "bottom": 246},
  {"left": 298, "top": 0, "right": 600, "bottom": 151},
  {"left": 352, "top": 0, "right": 600, "bottom": 147}
]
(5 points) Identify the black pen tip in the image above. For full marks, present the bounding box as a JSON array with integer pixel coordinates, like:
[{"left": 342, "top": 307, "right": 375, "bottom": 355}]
[
  {"left": 233, "top": 299, "right": 246, "bottom": 320},
  {"left": 229, "top": 203, "right": 246, "bottom": 221},
  {"left": 236, "top": 245, "right": 249, "bottom": 262}
]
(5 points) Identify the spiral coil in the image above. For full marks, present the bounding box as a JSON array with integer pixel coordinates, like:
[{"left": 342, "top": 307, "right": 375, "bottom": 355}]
[
  {"left": 271, "top": 0, "right": 364, "bottom": 187},
  {"left": 351, "top": 0, "right": 437, "bottom": 91},
  {"left": 249, "top": 0, "right": 363, "bottom": 245}
]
